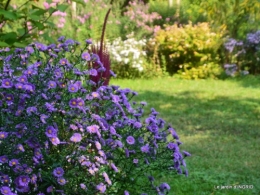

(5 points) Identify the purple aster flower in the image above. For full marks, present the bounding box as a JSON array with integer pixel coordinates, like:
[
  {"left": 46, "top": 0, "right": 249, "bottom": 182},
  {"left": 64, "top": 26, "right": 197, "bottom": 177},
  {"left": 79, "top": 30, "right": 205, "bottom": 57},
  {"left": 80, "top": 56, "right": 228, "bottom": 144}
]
[
  {"left": 88, "top": 69, "right": 97, "bottom": 76},
  {"left": 133, "top": 159, "right": 139, "bottom": 164},
  {"left": 17, "top": 144, "right": 25, "bottom": 152},
  {"left": 31, "top": 174, "right": 37, "bottom": 184},
  {"left": 17, "top": 175, "right": 30, "bottom": 187},
  {"left": 68, "top": 83, "right": 79, "bottom": 93},
  {"left": 2, "top": 79, "right": 13, "bottom": 88},
  {"left": 49, "top": 137, "right": 60, "bottom": 146},
  {"left": 183, "top": 151, "right": 191, "bottom": 157},
  {"left": 48, "top": 81, "right": 57, "bottom": 89},
  {"left": 24, "top": 83, "right": 35, "bottom": 92},
  {"left": 69, "top": 98, "right": 78, "bottom": 108},
  {"left": 87, "top": 125, "right": 99, "bottom": 134},
  {"left": 0, "top": 131, "right": 8, "bottom": 139},
  {"left": 81, "top": 52, "right": 91, "bottom": 61},
  {"left": 1, "top": 175, "right": 10, "bottom": 184},
  {"left": 86, "top": 39, "right": 92, "bottom": 44},
  {"left": 17, "top": 75, "right": 28, "bottom": 83},
  {"left": 58, "top": 36, "right": 65, "bottom": 42},
  {"left": 102, "top": 172, "right": 112, "bottom": 185},
  {"left": 0, "top": 155, "right": 8, "bottom": 163},
  {"left": 65, "top": 39, "right": 75, "bottom": 45},
  {"left": 40, "top": 114, "right": 48, "bottom": 123},
  {"left": 96, "top": 183, "right": 106, "bottom": 193},
  {"left": 53, "top": 167, "right": 64, "bottom": 177},
  {"left": 80, "top": 183, "right": 87, "bottom": 189},
  {"left": 133, "top": 121, "right": 142, "bottom": 129},
  {"left": 59, "top": 58, "right": 68, "bottom": 65},
  {"left": 35, "top": 43, "right": 47, "bottom": 51},
  {"left": 45, "top": 102, "right": 57, "bottom": 112},
  {"left": 70, "top": 133, "right": 82, "bottom": 143},
  {"left": 124, "top": 191, "right": 130, "bottom": 195},
  {"left": 126, "top": 136, "right": 135, "bottom": 145},
  {"left": 15, "top": 83, "right": 24, "bottom": 89},
  {"left": 26, "top": 106, "right": 37, "bottom": 116},
  {"left": 54, "top": 68, "right": 63, "bottom": 78},
  {"left": 159, "top": 182, "right": 170, "bottom": 192},
  {"left": 168, "top": 127, "right": 179, "bottom": 139},
  {"left": 77, "top": 98, "right": 85, "bottom": 107},
  {"left": 25, "top": 46, "right": 34, "bottom": 54},
  {"left": 110, "top": 163, "right": 118, "bottom": 172},
  {"left": 9, "top": 159, "right": 19, "bottom": 166},
  {"left": 91, "top": 92, "right": 100, "bottom": 98},
  {"left": 0, "top": 186, "right": 12, "bottom": 195},
  {"left": 95, "top": 141, "right": 102, "bottom": 150},
  {"left": 141, "top": 145, "right": 150, "bottom": 153},
  {"left": 167, "top": 142, "right": 177, "bottom": 150},
  {"left": 47, "top": 186, "right": 53, "bottom": 193},
  {"left": 45, "top": 126, "right": 57, "bottom": 138}
]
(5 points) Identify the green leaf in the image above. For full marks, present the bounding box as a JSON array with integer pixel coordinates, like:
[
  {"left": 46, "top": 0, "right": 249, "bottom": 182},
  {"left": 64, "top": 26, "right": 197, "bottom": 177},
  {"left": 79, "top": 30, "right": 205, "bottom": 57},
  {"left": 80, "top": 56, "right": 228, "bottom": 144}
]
[
  {"left": 0, "top": 9, "right": 17, "bottom": 20},
  {"left": 13, "top": 42, "right": 27, "bottom": 48},
  {"left": 30, "top": 8, "right": 47, "bottom": 16},
  {"left": 28, "top": 14, "right": 40, "bottom": 21},
  {"left": 48, "top": 7, "right": 57, "bottom": 15},
  {"left": 42, "top": 33, "right": 55, "bottom": 43},
  {"left": 17, "top": 28, "right": 26, "bottom": 36},
  {"left": 56, "top": 4, "right": 69, "bottom": 12},
  {"left": 31, "top": 21, "right": 45, "bottom": 30},
  {"left": 71, "top": 0, "right": 85, "bottom": 6},
  {"left": 0, "top": 32, "right": 17, "bottom": 41},
  {"left": 0, "top": 41, "right": 10, "bottom": 47},
  {"left": 45, "top": 21, "right": 56, "bottom": 28}
]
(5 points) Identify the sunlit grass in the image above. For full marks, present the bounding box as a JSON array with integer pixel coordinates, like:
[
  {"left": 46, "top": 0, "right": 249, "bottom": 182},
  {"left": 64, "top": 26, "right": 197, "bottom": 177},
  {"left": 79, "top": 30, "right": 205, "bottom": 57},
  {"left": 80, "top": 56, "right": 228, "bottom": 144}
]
[{"left": 110, "top": 77, "right": 260, "bottom": 195}]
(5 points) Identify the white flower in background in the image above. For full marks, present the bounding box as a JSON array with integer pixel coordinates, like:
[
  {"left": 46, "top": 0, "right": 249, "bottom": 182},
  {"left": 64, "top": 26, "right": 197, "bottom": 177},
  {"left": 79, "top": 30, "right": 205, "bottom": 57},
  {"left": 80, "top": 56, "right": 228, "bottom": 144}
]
[{"left": 106, "top": 32, "right": 147, "bottom": 71}]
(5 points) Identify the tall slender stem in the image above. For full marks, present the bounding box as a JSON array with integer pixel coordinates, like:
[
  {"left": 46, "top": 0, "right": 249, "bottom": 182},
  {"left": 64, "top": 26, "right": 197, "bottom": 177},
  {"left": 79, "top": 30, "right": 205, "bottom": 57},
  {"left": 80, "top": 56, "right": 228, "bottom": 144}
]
[{"left": 100, "top": 8, "right": 111, "bottom": 55}]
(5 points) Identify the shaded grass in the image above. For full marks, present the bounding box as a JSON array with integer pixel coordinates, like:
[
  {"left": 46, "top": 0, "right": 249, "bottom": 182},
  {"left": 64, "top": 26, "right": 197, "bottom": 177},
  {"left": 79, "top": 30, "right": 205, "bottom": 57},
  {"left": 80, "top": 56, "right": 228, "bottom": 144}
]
[{"left": 110, "top": 77, "right": 260, "bottom": 195}]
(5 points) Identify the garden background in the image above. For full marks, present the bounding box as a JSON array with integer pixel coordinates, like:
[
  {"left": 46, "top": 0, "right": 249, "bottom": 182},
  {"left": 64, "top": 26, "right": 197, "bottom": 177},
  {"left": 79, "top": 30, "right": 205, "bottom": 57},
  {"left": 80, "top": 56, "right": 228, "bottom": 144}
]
[{"left": 1, "top": 0, "right": 260, "bottom": 194}]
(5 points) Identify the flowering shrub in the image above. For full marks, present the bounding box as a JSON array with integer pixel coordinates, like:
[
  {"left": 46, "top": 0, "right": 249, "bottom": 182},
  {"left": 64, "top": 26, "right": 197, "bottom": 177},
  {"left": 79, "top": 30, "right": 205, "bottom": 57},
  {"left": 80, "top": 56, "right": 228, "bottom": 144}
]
[
  {"left": 105, "top": 33, "right": 147, "bottom": 78},
  {"left": 0, "top": 37, "right": 190, "bottom": 194},
  {"left": 224, "top": 30, "right": 260, "bottom": 76},
  {"left": 151, "top": 22, "right": 224, "bottom": 79},
  {"left": 121, "top": 0, "right": 162, "bottom": 39}
]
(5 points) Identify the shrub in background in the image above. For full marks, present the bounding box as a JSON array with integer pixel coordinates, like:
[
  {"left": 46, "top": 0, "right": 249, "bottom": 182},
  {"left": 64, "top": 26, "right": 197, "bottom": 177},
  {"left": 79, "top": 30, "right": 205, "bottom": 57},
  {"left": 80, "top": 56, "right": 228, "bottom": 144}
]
[
  {"left": 106, "top": 32, "right": 167, "bottom": 79},
  {"left": 151, "top": 22, "right": 224, "bottom": 79},
  {"left": 224, "top": 30, "right": 260, "bottom": 76},
  {"left": 121, "top": 0, "right": 162, "bottom": 40},
  {"left": 0, "top": 0, "right": 69, "bottom": 47},
  {"left": 0, "top": 36, "right": 190, "bottom": 194}
]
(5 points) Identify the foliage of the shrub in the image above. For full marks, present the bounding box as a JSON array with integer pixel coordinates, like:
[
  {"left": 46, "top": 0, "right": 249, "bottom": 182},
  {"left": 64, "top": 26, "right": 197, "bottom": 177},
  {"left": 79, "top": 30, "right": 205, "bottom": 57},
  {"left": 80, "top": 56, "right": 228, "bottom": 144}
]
[
  {"left": 224, "top": 30, "right": 260, "bottom": 76},
  {"left": 151, "top": 22, "right": 224, "bottom": 79},
  {"left": 0, "top": 37, "right": 190, "bottom": 194},
  {"left": 0, "top": 0, "right": 69, "bottom": 47}
]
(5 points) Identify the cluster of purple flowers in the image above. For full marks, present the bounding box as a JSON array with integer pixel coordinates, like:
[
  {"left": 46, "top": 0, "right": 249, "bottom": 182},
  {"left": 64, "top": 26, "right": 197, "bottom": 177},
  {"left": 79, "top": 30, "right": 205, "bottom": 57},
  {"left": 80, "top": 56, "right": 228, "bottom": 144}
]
[
  {"left": 0, "top": 37, "right": 190, "bottom": 195},
  {"left": 224, "top": 31, "right": 260, "bottom": 75}
]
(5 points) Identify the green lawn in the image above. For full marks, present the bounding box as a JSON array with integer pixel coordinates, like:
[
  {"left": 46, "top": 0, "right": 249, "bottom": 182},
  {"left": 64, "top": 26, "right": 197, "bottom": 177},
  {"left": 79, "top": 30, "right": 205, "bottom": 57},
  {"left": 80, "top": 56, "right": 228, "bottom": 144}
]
[{"left": 110, "top": 77, "right": 260, "bottom": 195}]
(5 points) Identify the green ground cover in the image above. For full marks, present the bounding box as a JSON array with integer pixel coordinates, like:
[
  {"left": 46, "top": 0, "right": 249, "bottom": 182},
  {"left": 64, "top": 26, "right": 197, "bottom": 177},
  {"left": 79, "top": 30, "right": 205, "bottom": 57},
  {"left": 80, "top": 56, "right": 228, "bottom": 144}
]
[{"left": 110, "top": 76, "right": 260, "bottom": 195}]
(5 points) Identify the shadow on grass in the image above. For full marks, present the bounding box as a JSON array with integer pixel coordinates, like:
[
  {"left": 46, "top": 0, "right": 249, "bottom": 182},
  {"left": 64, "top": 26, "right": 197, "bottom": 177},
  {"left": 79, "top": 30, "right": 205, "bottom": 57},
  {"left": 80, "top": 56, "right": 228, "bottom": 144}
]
[
  {"left": 226, "top": 75, "right": 260, "bottom": 89},
  {"left": 131, "top": 90, "right": 260, "bottom": 195}
]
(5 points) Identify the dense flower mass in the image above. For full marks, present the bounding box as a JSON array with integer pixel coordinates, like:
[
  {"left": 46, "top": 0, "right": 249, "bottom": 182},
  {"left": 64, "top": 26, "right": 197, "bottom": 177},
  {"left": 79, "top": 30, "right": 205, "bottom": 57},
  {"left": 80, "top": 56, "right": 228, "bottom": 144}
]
[{"left": 0, "top": 37, "right": 190, "bottom": 195}]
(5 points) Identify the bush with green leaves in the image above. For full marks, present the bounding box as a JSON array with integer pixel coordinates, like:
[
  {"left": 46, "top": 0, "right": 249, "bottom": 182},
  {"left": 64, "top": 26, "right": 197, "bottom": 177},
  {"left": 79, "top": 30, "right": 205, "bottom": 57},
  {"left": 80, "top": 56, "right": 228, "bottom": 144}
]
[
  {"left": 151, "top": 22, "right": 224, "bottom": 79},
  {"left": 0, "top": 0, "right": 70, "bottom": 48}
]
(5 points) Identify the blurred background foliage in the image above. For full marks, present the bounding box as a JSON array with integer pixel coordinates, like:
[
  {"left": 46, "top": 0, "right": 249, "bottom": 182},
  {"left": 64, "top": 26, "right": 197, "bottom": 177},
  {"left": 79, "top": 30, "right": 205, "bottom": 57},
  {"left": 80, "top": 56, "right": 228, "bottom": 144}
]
[{"left": 1, "top": 0, "right": 260, "bottom": 79}]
